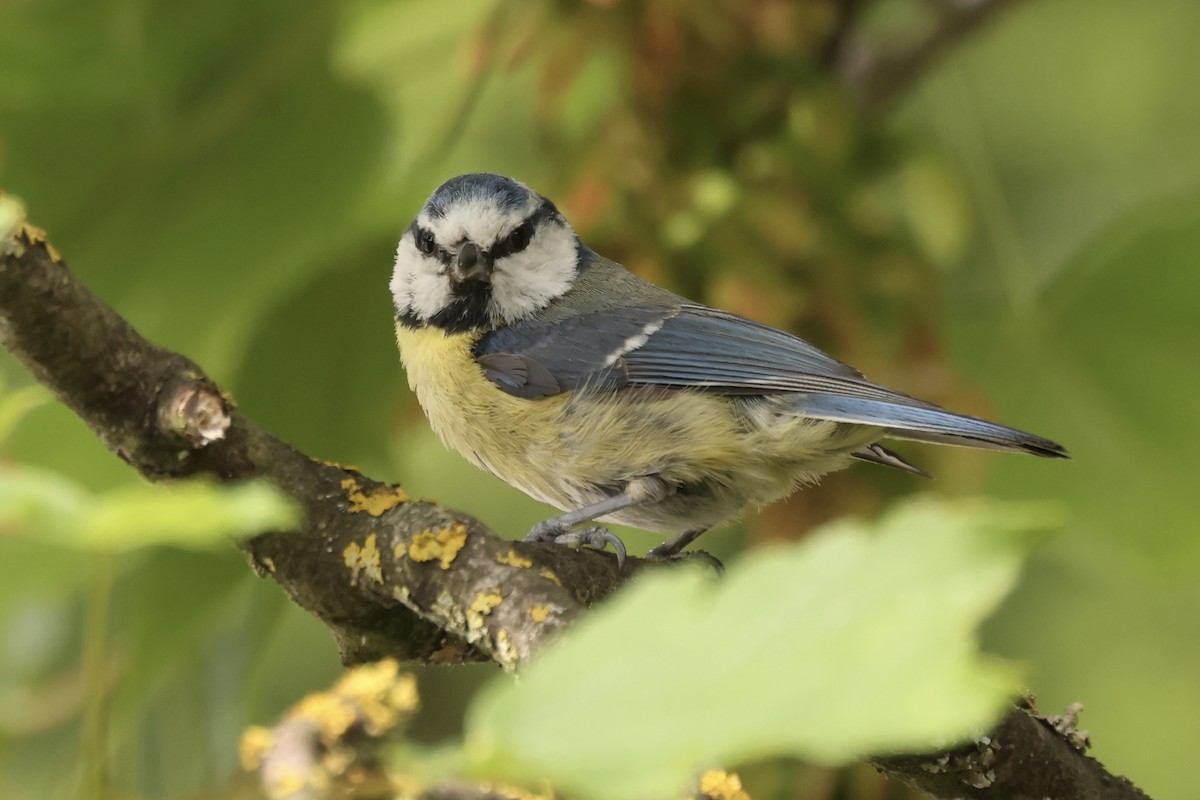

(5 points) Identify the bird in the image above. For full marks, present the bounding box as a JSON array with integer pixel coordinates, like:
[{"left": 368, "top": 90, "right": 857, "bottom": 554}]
[{"left": 390, "top": 173, "right": 1067, "bottom": 566}]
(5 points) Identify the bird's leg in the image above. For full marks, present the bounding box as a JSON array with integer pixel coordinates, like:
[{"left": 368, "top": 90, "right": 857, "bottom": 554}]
[
  {"left": 524, "top": 478, "right": 669, "bottom": 569},
  {"left": 524, "top": 494, "right": 635, "bottom": 567},
  {"left": 645, "top": 529, "right": 724, "bottom": 574},
  {"left": 646, "top": 528, "right": 707, "bottom": 556}
]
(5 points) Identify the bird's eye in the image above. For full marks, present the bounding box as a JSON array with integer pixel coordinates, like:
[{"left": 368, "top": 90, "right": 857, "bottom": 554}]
[
  {"left": 507, "top": 222, "right": 533, "bottom": 254},
  {"left": 416, "top": 229, "right": 437, "bottom": 255}
]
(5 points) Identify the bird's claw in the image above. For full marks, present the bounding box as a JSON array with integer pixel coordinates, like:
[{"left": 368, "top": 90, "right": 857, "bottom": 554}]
[
  {"left": 644, "top": 546, "right": 725, "bottom": 575},
  {"left": 524, "top": 523, "right": 627, "bottom": 569}
]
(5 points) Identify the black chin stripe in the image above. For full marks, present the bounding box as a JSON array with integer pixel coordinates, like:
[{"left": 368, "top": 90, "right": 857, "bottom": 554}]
[
  {"left": 397, "top": 287, "right": 492, "bottom": 334},
  {"left": 395, "top": 309, "right": 425, "bottom": 330}
]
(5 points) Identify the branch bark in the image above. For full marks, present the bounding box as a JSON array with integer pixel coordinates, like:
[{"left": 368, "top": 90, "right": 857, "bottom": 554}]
[
  {"left": 0, "top": 199, "right": 1149, "bottom": 799},
  {"left": 0, "top": 199, "right": 637, "bottom": 670},
  {"left": 876, "top": 699, "right": 1150, "bottom": 800}
]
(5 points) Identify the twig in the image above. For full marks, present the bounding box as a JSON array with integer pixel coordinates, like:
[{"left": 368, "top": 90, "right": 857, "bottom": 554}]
[
  {"left": 838, "top": 0, "right": 1029, "bottom": 113},
  {"left": 875, "top": 699, "right": 1151, "bottom": 799}
]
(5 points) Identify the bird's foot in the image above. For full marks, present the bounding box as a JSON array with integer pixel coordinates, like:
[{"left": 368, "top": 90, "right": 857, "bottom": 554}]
[
  {"left": 524, "top": 520, "right": 627, "bottom": 569},
  {"left": 643, "top": 545, "right": 725, "bottom": 575},
  {"left": 641, "top": 529, "right": 722, "bottom": 574}
]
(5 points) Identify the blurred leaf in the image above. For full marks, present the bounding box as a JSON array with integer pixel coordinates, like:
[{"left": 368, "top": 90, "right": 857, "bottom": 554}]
[
  {"left": 87, "top": 481, "right": 300, "bottom": 549},
  {"left": 467, "top": 497, "right": 1052, "bottom": 800},
  {"left": 0, "top": 466, "right": 299, "bottom": 550},
  {"left": 0, "top": 464, "right": 91, "bottom": 541},
  {"left": 895, "top": 153, "right": 971, "bottom": 269},
  {"left": 389, "top": 740, "right": 470, "bottom": 787},
  {"left": 0, "top": 384, "right": 51, "bottom": 447}
]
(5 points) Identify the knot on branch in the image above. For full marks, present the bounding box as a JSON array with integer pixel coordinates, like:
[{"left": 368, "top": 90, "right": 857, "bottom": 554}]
[{"left": 157, "top": 376, "right": 231, "bottom": 447}]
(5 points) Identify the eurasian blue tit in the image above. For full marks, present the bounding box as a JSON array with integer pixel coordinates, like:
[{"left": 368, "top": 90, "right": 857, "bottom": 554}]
[{"left": 391, "top": 173, "right": 1067, "bottom": 564}]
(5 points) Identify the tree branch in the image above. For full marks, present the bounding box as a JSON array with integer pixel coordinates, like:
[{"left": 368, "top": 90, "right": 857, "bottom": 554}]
[
  {"left": 0, "top": 198, "right": 1148, "bottom": 798},
  {"left": 876, "top": 699, "right": 1150, "bottom": 800},
  {"left": 838, "top": 0, "right": 1029, "bottom": 113},
  {"left": 0, "top": 196, "right": 637, "bottom": 670}
]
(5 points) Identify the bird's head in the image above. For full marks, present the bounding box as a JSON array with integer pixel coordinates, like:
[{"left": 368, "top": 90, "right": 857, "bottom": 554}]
[{"left": 391, "top": 173, "right": 583, "bottom": 333}]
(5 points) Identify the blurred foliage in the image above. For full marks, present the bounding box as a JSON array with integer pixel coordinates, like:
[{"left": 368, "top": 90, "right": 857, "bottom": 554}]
[
  {"left": 1, "top": 0, "right": 1198, "bottom": 798},
  {"left": 0, "top": 466, "right": 299, "bottom": 551},
  {"left": 468, "top": 498, "right": 1047, "bottom": 800}
]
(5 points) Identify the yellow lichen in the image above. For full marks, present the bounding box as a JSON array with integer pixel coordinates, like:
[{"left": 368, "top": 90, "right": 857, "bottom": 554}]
[
  {"left": 17, "top": 222, "right": 63, "bottom": 262},
  {"left": 333, "top": 660, "right": 420, "bottom": 736},
  {"left": 697, "top": 770, "right": 750, "bottom": 800},
  {"left": 466, "top": 589, "right": 504, "bottom": 640},
  {"left": 529, "top": 604, "right": 552, "bottom": 623},
  {"left": 343, "top": 534, "right": 383, "bottom": 584},
  {"left": 238, "top": 725, "right": 274, "bottom": 771},
  {"left": 469, "top": 589, "right": 503, "bottom": 618},
  {"left": 538, "top": 567, "right": 563, "bottom": 587},
  {"left": 341, "top": 477, "right": 408, "bottom": 516},
  {"left": 389, "top": 773, "right": 424, "bottom": 800},
  {"left": 264, "top": 770, "right": 312, "bottom": 798},
  {"left": 321, "top": 749, "right": 353, "bottom": 778},
  {"left": 474, "top": 782, "right": 553, "bottom": 800},
  {"left": 494, "top": 628, "right": 518, "bottom": 668},
  {"left": 280, "top": 660, "right": 418, "bottom": 748},
  {"left": 241, "top": 661, "right": 419, "bottom": 798},
  {"left": 496, "top": 549, "right": 533, "bottom": 568},
  {"left": 294, "top": 692, "right": 358, "bottom": 742},
  {"left": 407, "top": 523, "right": 468, "bottom": 569}
]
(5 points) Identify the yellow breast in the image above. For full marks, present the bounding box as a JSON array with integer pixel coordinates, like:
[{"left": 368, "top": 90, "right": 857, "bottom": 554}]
[
  {"left": 394, "top": 323, "right": 573, "bottom": 501},
  {"left": 394, "top": 322, "right": 876, "bottom": 530}
]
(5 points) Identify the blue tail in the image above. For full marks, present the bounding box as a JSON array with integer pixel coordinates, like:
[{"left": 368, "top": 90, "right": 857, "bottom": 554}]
[{"left": 793, "top": 394, "right": 1069, "bottom": 459}]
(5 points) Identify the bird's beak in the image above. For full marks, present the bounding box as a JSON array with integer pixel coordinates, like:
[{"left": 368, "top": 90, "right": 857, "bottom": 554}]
[{"left": 450, "top": 242, "right": 493, "bottom": 286}]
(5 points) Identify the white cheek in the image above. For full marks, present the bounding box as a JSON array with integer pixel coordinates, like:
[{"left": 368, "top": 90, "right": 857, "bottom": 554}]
[
  {"left": 389, "top": 240, "right": 416, "bottom": 310},
  {"left": 391, "top": 238, "right": 451, "bottom": 321},
  {"left": 489, "top": 227, "right": 578, "bottom": 321},
  {"left": 409, "top": 271, "right": 454, "bottom": 320}
]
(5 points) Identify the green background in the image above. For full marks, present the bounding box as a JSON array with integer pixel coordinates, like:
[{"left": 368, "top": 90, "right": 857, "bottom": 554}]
[{"left": 2, "top": 0, "right": 1198, "bottom": 797}]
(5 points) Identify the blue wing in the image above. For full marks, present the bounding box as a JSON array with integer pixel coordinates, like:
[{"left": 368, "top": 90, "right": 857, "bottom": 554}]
[
  {"left": 474, "top": 303, "right": 1067, "bottom": 458},
  {"left": 473, "top": 304, "right": 671, "bottom": 398}
]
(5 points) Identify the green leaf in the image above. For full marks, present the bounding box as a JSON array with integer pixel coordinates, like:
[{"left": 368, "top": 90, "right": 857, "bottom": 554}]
[
  {"left": 0, "top": 465, "right": 300, "bottom": 551},
  {"left": 0, "top": 383, "right": 51, "bottom": 447},
  {"left": 0, "top": 464, "right": 91, "bottom": 542},
  {"left": 466, "top": 497, "right": 1052, "bottom": 800}
]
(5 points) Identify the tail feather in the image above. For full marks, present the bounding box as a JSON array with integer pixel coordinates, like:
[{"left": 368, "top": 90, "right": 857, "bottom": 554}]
[
  {"left": 851, "top": 443, "right": 932, "bottom": 478},
  {"left": 794, "top": 393, "right": 1069, "bottom": 459}
]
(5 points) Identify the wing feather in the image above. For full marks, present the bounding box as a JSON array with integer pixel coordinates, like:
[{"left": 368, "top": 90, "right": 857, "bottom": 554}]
[{"left": 473, "top": 301, "right": 1068, "bottom": 458}]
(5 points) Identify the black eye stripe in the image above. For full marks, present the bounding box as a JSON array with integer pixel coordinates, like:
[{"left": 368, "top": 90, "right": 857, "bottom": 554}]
[
  {"left": 410, "top": 224, "right": 453, "bottom": 265},
  {"left": 409, "top": 196, "right": 560, "bottom": 266},
  {"left": 489, "top": 198, "right": 559, "bottom": 260},
  {"left": 491, "top": 221, "right": 534, "bottom": 261},
  {"left": 415, "top": 226, "right": 435, "bottom": 253}
]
